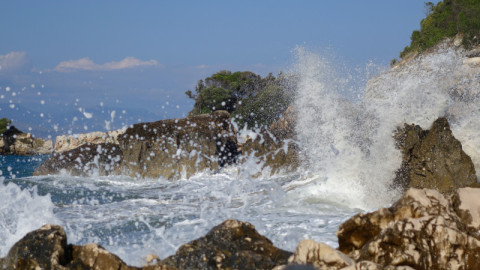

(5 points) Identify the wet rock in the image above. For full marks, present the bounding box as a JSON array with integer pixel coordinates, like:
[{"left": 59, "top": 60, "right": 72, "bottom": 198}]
[
  {"left": 240, "top": 128, "right": 300, "bottom": 176},
  {"left": 452, "top": 187, "right": 480, "bottom": 235},
  {"left": 337, "top": 188, "right": 480, "bottom": 270},
  {"left": 55, "top": 129, "right": 125, "bottom": 153},
  {"left": 394, "top": 117, "right": 477, "bottom": 194},
  {"left": 269, "top": 105, "right": 297, "bottom": 141},
  {"left": 33, "top": 142, "right": 123, "bottom": 177},
  {"left": 0, "top": 224, "right": 176, "bottom": 270},
  {"left": 1, "top": 224, "right": 70, "bottom": 269},
  {"left": 0, "top": 126, "right": 53, "bottom": 155},
  {"left": 118, "top": 110, "right": 239, "bottom": 179},
  {"left": 161, "top": 219, "right": 292, "bottom": 270}
]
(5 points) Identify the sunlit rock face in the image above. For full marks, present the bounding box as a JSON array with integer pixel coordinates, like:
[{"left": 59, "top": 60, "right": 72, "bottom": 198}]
[
  {"left": 337, "top": 188, "right": 480, "bottom": 270},
  {"left": 0, "top": 128, "right": 53, "bottom": 155},
  {"left": 54, "top": 129, "right": 125, "bottom": 153},
  {"left": 394, "top": 117, "right": 477, "bottom": 194},
  {"left": 118, "top": 110, "right": 239, "bottom": 179}
]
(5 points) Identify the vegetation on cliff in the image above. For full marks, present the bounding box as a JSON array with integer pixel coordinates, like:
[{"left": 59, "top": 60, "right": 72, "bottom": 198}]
[
  {"left": 400, "top": 0, "right": 480, "bottom": 59},
  {"left": 186, "top": 70, "right": 293, "bottom": 128}
]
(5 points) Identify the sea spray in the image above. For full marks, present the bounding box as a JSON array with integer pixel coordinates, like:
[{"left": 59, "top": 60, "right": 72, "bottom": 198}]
[
  {"left": 292, "top": 45, "right": 480, "bottom": 210},
  {"left": 0, "top": 181, "right": 58, "bottom": 257}
]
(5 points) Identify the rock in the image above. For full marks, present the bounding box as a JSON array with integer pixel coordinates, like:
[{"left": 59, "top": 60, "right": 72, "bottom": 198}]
[
  {"left": 160, "top": 219, "right": 292, "bottom": 270},
  {"left": 452, "top": 187, "right": 480, "bottom": 235},
  {"left": 0, "top": 224, "right": 176, "bottom": 270},
  {"left": 240, "top": 128, "right": 300, "bottom": 176},
  {"left": 337, "top": 188, "right": 480, "bottom": 270},
  {"left": 0, "top": 126, "right": 53, "bottom": 155},
  {"left": 394, "top": 117, "right": 477, "bottom": 194},
  {"left": 1, "top": 224, "right": 69, "bottom": 269},
  {"left": 54, "top": 129, "right": 125, "bottom": 153},
  {"left": 287, "top": 239, "right": 355, "bottom": 270},
  {"left": 269, "top": 105, "right": 297, "bottom": 140},
  {"left": 33, "top": 143, "right": 123, "bottom": 177},
  {"left": 118, "top": 110, "right": 239, "bottom": 179}
]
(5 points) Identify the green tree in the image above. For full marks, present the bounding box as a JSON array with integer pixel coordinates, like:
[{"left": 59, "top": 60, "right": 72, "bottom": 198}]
[
  {"left": 400, "top": 0, "right": 480, "bottom": 59},
  {"left": 0, "top": 118, "right": 12, "bottom": 135}
]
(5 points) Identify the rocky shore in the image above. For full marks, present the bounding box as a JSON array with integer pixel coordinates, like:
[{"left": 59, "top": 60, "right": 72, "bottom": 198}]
[
  {"left": 33, "top": 110, "right": 299, "bottom": 179},
  {"left": 0, "top": 127, "right": 53, "bottom": 156},
  {"left": 3, "top": 186, "right": 480, "bottom": 270},
  {"left": 3, "top": 115, "right": 477, "bottom": 269}
]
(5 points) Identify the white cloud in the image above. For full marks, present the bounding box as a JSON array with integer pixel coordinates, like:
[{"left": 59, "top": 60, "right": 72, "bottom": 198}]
[
  {"left": 54, "top": 57, "right": 158, "bottom": 72},
  {"left": 0, "top": 51, "right": 29, "bottom": 72}
]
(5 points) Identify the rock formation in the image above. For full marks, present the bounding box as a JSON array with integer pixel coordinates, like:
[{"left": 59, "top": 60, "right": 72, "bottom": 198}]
[
  {"left": 0, "top": 126, "right": 53, "bottom": 155},
  {"left": 54, "top": 129, "right": 125, "bottom": 153},
  {"left": 394, "top": 117, "right": 477, "bottom": 194},
  {"left": 335, "top": 188, "right": 480, "bottom": 270},
  {"left": 34, "top": 111, "right": 241, "bottom": 179},
  {"left": 0, "top": 224, "right": 176, "bottom": 270},
  {"left": 160, "top": 219, "right": 291, "bottom": 269}
]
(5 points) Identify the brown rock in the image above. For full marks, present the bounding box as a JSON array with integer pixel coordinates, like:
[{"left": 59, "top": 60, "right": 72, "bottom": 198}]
[
  {"left": 287, "top": 239, "right": 355, "bottom": 270},
  {"left": 161, "top": 219, "right": 292, "bottom": 270},
  {"left": 118, "top": 110, "right": 239, "bottom": 179},
  {"left": 1, "top": 224, "right": 69, "bottom": 269},
  {"left": 394, "top": 117, "right": 477, "bottom": 194},
  {"left": 337, "top": 188, "right": 480, "bottom": 270}
]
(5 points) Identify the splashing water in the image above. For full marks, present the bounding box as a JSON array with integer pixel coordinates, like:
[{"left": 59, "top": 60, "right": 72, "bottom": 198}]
[
  {"left": 2, "top": 45, "right": 480, "bottom": 266},
  {"left": 293, "top": 45, "right": 480, "bottom": 209}
]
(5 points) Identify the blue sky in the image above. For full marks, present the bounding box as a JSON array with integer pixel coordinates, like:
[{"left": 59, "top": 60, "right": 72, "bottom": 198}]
[{"left": 0, "top": 1, "right": 437, "bottom": 137}]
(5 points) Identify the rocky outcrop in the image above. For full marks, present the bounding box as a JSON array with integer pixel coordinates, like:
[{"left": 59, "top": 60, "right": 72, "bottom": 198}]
[
  {"left": 33, "top": 143, "right": 123, "bottom": 176},
  {"left": 35, "top": 111, "right": 240, "bottom": 179},
  {"left": 160, "top": 219, "right": 291, "bottom": 270},
  {"left": 118, "top": 110, "right": 239, "bottom": 179},
  {"left": 336, "top": 188, "right": 480, "bottom": 270},
  {"left": 394, "top": 117, "right": 477, "bottom": 194},
  {"left": 54, "top": 129, "right": 125, "bottom": 153},
  {"left": 0, "top": 224, "right": 176, "bottom": 270},
  {"left": 0, "top": 126, "right": 53, "bottom": 155}
]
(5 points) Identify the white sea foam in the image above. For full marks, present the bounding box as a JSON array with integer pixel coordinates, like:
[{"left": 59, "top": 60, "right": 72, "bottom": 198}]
[
  {"left": 0, "top": 181, "right": 58, "bottom": 257},
  {"left": 292, "top": 45, "right": 480, "bottom": 210}
]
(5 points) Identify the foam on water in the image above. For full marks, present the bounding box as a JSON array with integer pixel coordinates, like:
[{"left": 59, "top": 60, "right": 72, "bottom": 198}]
[
  {"left": 0, "top": 181, "right": 58, "bottom": 256},
  {"left": 2, "top": 46, "right": 480, "bottom": 266}
]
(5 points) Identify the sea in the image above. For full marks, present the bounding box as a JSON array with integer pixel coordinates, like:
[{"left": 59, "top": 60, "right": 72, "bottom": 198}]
[{"left": 1, "top": 47, "right": 480, "bottom": 267}]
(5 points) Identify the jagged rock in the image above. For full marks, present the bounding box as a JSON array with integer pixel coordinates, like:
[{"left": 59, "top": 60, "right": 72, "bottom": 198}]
[
  {"left": 337, "top": 188, "right": 480, "bottom": 270},
  {"left": 0, "top": 127, "right": 53, "bottom": 155},
  {"left": 394, "top": 117, "right": 477, "bottom": 194},
  {"left": 286, "top": 239, "right": 355, "bottom": 270},
  {"left": 118, "top": 110, "right": 239, "bottom": 179},
  {"left": 33, "top": 143, "right": 123, "bottom": 176},
  {"left": 55, "top": 129, "right": 125, "bottom": 153},
  {"left": 160, "top": 219, "right": 292, "bottom": 270}
]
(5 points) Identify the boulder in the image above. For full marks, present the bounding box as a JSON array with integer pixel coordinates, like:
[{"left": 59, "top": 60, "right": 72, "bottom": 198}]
[
  {"left": 118, "top": 110, "right": 239, "bottom": 179},
  {"left": 337, "top": 188, "right": 480, "bottom": 270},
  {"left": 33, "top": 143, "right": 123, "bottom": 176},
  {"left": 394, "top": 117, "right": 477, "bottom": 194},
  {"left": 160, "top": 219, "right": 292, "bottom": 270},
  {"left": 0, "top": 224, "right": 176, "bottom": 270}
]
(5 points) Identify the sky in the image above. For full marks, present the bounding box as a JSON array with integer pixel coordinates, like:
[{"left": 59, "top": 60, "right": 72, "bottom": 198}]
[{"left": 0, "top": 1, "right": 438, "bottom": 138}]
